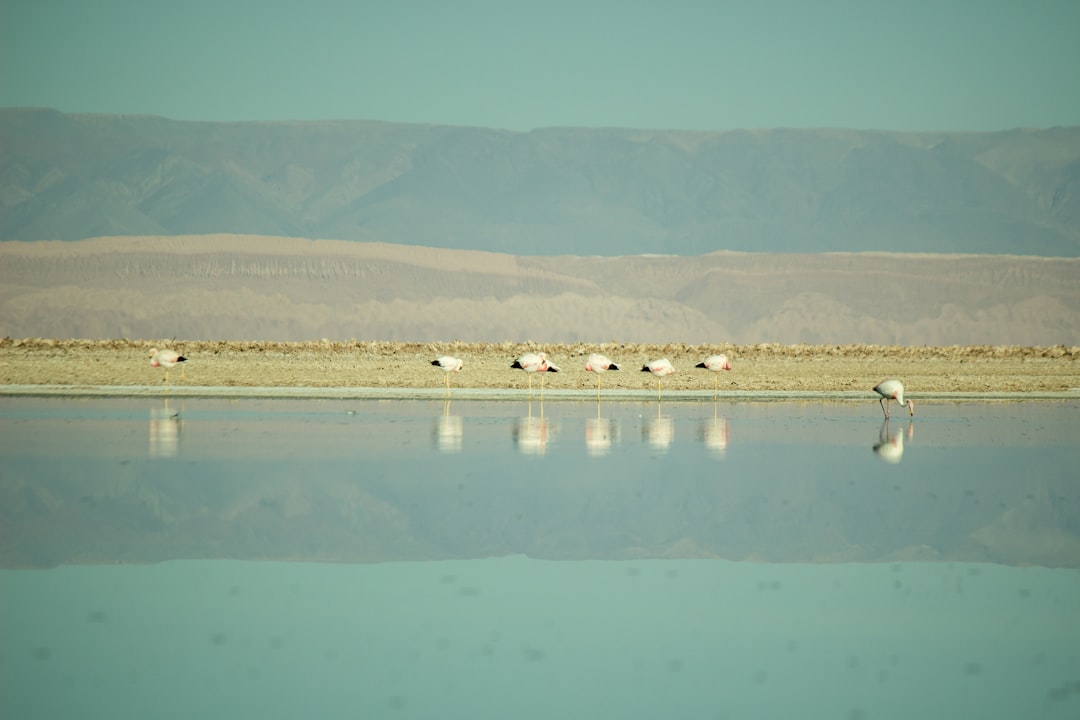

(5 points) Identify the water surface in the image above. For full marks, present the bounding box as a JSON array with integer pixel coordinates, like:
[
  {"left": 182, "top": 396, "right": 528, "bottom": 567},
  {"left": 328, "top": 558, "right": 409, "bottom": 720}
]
[{"left": 2, "top": 397, "right": 1078, "bottom": 719}]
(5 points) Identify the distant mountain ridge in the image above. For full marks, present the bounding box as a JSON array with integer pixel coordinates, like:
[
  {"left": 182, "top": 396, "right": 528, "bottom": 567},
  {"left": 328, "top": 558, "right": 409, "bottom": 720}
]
[{"left": 2, "top": 108, "right": 1078, "bottom": 256}]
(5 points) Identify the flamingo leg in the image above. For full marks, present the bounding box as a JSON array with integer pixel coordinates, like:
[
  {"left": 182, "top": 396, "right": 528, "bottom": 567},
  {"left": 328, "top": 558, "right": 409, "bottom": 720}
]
[
  {"left": 597, "top": 376, "right": 601, "bottom": 401},
  {"left": 879, "top": 397, "right": 889, "bottom": 419}
]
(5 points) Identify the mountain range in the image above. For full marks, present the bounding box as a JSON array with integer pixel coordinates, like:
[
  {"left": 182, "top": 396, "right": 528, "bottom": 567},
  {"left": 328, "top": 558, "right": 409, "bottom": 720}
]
[{"left": 2, "top": 108, "right": 1079, "bottom": 256}]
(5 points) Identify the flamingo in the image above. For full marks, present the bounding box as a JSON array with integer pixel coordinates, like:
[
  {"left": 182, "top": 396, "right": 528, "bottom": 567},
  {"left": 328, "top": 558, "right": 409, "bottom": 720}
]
[
  {"left": 695, "top": 354, "right": 732, "bottom": 393},
  {"left": 511, "top": 352, "right": 560, "bottom": 397},
  {"left": 585, "top": 353, "right": 620, "bottom": 398},
  {"left": 148, "top": 348, "right": 187, "bottom": 392},
  {"left": 641, "top": 358, "right": 675, "bottom": 400},
  {"left": 873, "top": 379, "right": 914, "bottom": 418},
  {"left": 431, "top": 355, "right": 463, "bottom": 394}
]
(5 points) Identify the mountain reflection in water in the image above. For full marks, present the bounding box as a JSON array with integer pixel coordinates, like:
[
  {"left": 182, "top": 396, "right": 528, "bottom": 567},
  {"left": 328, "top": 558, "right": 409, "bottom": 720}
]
[{"left": 1, "top": 397, "right": 1078, "bottom": 569}]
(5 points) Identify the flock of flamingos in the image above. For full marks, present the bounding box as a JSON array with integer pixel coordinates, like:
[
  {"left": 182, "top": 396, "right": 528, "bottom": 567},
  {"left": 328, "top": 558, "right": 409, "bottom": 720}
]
[{"left": 148, "top": 347, "right": 914, "bottom": 418}]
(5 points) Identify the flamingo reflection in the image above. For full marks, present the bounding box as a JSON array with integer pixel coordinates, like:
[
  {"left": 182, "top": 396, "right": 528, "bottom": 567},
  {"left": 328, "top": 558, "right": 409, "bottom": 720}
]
[
  {"left": 873, "top": 418, "right": 914, "bottom": 464},
  {"left": 701, "top": 404, "right": 730, "bottom": 458},
  {"left": 434, "top": 399, "right": 463, "bottom": 453},
  {"left": 149, "top": 399, "right": 181, "bottom": 457},
  {"left": 585, "top": 401, "right": 618, "bottom": 456},
  {"left": 512, "top": 399, "right": 550, "bottom": 455},
  {"left": 643, "top": 401, "right": 674, "bottom": 451}
]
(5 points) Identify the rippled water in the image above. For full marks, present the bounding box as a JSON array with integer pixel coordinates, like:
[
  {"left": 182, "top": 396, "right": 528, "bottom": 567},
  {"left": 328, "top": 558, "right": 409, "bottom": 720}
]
[{"left": 2, "top": 396, "right": 1079, "bottom": 719}]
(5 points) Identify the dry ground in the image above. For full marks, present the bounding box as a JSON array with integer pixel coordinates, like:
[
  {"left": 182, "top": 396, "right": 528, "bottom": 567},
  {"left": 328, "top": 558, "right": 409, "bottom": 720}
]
[{"left": 1, "top": 338, "right": 1077, "bottom": 394}]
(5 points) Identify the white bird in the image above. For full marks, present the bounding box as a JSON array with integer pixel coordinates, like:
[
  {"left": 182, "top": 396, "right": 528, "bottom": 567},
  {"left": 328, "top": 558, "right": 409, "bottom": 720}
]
[
  {"left": 148, "top": 348, "right": 187, "bottom": 391},
  {"left": 431, "top": 355, "right": 463, "bottom": 394},
  {"left": 695, "top": 354, "right": 732, "bottom": 393},
  {"left": 511, "top": 352, "right": 560, "bottom": 397},
  {"left": 641, "top": 358, "right": 675, "bottom": 400},
  {"left": 585, "top": 353, "right": 620, "bottom": 398},
  {"left": 873, "top": 379, "right": 914, "bottom": 418}
]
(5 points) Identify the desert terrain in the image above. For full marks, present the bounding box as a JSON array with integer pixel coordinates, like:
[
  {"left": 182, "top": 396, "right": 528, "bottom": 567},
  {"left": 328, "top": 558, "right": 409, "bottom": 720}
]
[
  {"left": 2, "top": 236, "right": 1078, "bottom": 396},
  {"left": 1, "top": 235, "right": 1079, "bottom": 347},
  {"left": 1, "top": 338, "right": 1076, "bottom": 395}
]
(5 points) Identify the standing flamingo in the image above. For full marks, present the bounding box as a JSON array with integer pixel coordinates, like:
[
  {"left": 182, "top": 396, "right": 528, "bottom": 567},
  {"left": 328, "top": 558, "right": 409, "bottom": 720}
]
[
  {"left": 641, "top": 358, "right": 675, "bottom": 400},
  {"left": 695, "top": 354, "right": 732, "bottom": 393},
  {"left": 873, "top": 379, "right": 914, "bottom": 418},
  {"left": 431, "top": 355, "right": 463, "bottom": 394},
  {"left": 511, "top": 352, "right": 560, "bottom": 397},
  {"left": 148, "top": 348, "right": 187, "bottom": 392},
  {"left": 585, "top": 353, "right": 620, "bottom": 398}
]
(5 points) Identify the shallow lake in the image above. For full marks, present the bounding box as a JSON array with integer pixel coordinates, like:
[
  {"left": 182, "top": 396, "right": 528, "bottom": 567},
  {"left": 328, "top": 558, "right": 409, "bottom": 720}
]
[{"left": 2, "top": 396, "right": 1079, "bottom": 719}]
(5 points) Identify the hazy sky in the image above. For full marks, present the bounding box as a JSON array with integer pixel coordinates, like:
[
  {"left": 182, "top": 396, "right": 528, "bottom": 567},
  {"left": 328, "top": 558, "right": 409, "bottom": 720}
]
[{"left": 2, "top": 0, "right": 1078, "bottom": 132}]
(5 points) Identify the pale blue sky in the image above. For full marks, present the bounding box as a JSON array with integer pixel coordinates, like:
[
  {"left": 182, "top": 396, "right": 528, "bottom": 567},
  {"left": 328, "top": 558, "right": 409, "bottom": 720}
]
[{"left": 2, "top": 0, "right": 1078, "bottom": 131}]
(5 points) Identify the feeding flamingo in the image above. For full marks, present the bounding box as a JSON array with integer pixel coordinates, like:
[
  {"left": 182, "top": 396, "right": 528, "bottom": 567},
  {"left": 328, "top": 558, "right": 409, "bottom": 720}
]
[
  {"left": 873, "top": 379, "right": 914, "bottom": 419},
  {"left": 641, "top": 358, "right": 675, "bottom": 400},
  {"left": 585, "top": 353, "right": 620, "bottom": 398}
]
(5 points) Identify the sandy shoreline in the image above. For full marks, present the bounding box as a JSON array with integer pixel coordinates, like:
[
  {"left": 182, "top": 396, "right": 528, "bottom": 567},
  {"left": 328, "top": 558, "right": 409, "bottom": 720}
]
[{"left": 1, "top": 338, "right": 1077, "bottom": 397}]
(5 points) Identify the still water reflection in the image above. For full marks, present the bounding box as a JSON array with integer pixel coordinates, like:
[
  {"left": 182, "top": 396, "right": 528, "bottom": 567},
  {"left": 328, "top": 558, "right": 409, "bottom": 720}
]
[
  {"left": 2, "top": 396, "right": 1079, "bottom": 719},
  {"left": 435, "top": 399, "right": 463, "bottom": 454},
  {"left": 873, "top": 417, "right": 914, "bottom": 464}
]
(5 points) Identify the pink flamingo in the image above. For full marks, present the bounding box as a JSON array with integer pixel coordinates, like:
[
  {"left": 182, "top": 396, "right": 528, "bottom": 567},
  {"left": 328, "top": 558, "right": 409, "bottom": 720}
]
[
  {"left": 585, "top": 353, "right": 620, "bottom": 398},
  {"left": 641, "top": 358, "right": 675, "bottom": 400},
  {"left": 511, "top": 352, "right": 560, "bottom": 397},
  {"left": 695, "top": 354, "right": 732, "bottom": 393},
  {"left": 148, "top": 348, "right": 187, "bottom": 391},
  {"left": 873, "top": 379, "right": 914, "bottom": 418},
  {"left": 431, "top": 355, "right": 463, "bottom": 394}
]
